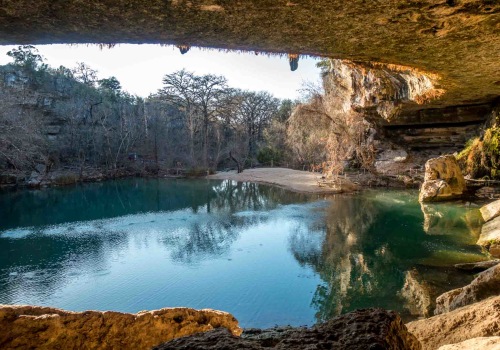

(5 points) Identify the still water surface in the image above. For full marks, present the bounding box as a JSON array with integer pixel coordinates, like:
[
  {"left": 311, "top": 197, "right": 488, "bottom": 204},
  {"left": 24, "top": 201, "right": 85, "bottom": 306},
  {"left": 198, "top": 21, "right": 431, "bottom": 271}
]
[{"left": 0, "top": 179, "right": 487, "bottom": 327}]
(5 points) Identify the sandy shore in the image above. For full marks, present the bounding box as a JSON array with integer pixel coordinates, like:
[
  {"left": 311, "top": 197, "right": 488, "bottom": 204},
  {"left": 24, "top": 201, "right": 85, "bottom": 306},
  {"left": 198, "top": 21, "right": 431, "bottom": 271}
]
[{"left": 207, "top": 168, "right": 356, "bottom": 194}]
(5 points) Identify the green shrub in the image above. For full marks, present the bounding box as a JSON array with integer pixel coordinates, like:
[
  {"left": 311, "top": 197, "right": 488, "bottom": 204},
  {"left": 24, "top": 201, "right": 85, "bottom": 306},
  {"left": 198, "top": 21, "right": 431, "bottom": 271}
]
[
  {"left": 458, "top": 122, "right": 500, "bottom": 180},
  {"left": 257, "top": 147, "right": 283, "bottom": 165}
]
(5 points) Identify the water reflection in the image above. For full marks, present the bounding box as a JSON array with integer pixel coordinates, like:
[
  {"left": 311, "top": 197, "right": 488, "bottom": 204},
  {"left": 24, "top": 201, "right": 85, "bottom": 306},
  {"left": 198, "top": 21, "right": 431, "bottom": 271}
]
[
  {"left": 0, "top": 180, "right": 488, "bottom": 326},
  {"left": 288, "top": 191, "right": 486, "bottom": 322}
]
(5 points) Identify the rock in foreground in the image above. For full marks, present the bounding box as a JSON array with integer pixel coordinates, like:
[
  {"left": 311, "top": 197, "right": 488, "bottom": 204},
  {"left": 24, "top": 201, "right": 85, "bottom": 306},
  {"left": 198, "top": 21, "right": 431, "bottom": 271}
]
[
  {"left": 437, "top": 336, "right": 500, "bottom": 350},
  {"left": 434, "top": 263, "right": 500, "bottom": 315},
  {"left": 419, "top": 155, "right": 466, "bottom": 203},
  {"left": 154, "top": 308, "right": 421, "bottom": 350},
  {"left": 407, "top": 296, "right": 500, "bottom": 350},
  {"left": 0, "top": 305, "right": 241, "bottom": 350}
]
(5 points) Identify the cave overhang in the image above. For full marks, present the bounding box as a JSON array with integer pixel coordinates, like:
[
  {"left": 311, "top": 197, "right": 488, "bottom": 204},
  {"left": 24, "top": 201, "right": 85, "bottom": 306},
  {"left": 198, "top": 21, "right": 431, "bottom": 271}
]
[{"left": 0, "top": 0, "right": 499, "bottom": 112}]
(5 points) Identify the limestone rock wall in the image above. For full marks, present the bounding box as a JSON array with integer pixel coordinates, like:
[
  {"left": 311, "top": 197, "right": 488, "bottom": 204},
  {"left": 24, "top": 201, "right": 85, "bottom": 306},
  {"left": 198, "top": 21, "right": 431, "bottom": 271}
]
[
  {"left": 324, "top": 59, "right": 443, "bottom": 122},
  {"left": 0, "top": 305, "right": 241, "bottom": 350}
]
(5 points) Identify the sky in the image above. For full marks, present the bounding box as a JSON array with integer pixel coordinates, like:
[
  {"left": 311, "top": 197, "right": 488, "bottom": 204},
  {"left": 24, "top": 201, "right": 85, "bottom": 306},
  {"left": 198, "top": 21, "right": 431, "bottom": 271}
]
[{"left": 0, "top": 44, "right": 322, "bottom": 100}]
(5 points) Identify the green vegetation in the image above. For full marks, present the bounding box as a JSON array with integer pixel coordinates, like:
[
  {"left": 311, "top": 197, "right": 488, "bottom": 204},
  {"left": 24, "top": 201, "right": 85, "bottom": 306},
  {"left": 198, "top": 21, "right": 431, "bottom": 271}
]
[{"left": 457, "top": 114, "right": 500, "bottom": 180}]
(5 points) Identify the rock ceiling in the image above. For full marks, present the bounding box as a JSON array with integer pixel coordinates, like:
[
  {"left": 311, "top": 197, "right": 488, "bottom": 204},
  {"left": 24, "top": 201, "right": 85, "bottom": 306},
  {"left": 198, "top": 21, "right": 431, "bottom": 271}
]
[{"left": 0, "top": 0, "right": 499, "bottom": 111}]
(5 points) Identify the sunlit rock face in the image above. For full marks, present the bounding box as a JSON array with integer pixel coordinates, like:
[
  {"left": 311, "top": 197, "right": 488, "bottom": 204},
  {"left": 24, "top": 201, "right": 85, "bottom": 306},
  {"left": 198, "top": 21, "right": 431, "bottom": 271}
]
[
  {"left": 0, "top": 305, "right": 241, "bottom": 350},
  {"left": 437, "top": 337, "right": 500, "bottom": 350},
  {"left": 407, "top": 296, "right": 500, "bottom": 350},
  {"left": 324, "top": 59, "right": 443, "bottom": 121},
  {"left": 480, "top": 199, "right": 500, "bottom": 223},
  {"left": 320, "top": 60, "right": 492, "bottom": 152},
  {"left": 419, "top": 155, "right": 466, "bottom": 202},
  {"left": 434, "top": 263, "right": 500, "bottom": 315}
]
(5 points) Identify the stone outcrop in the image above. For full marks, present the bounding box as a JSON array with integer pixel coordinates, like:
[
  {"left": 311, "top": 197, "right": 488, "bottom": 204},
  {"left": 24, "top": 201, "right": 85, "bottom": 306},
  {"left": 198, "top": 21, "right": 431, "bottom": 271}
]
[
  {"left": 0, "top": 305, "right": 241, "bottom": 350},
  {"left": 480, "top": 199, "right": 500, "bottom": 223},
  {"left": 419, "top": 155, "right": 466, "bottom": 202},
  {"left": 437, "top": 337, "right": 500, "bottom": 350},
  {"left": 406, "top": 296, "right": 500, "bottom": 350},
  {"left": 155, "top": 308, "right": 422, "bottom": 350},
  {"left": 434, "top": 263, "right": 500, "bottom": 315}
]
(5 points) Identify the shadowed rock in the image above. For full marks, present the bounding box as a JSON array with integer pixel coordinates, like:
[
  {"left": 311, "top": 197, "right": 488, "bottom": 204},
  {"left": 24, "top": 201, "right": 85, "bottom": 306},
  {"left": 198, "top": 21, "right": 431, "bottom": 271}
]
[
  {"left": 454, "top": 259, "right": 500, "bottom": 272},
  {"left": 154, "top": 308, "right": 422, "bottom": 350}
]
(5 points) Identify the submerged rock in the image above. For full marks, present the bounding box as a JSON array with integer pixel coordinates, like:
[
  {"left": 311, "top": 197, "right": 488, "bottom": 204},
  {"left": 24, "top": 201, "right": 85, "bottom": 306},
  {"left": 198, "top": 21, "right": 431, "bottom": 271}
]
[
  {"left": 454, "top": 259, "right": 500, "bottom": 272},
  {"left": 155, "top": 308, "right": 422, "bottom": 350},
  {"left": 434, "top": 263, "right": 500, "bottom": 315},
  {"left": 419, "top": 155, "right": 466, "bottom": 203},
  {"left": 407, "top": 296, "right": 500, "bottom": 350},
  {"left": 480, "top": 199, "right": 500, "bottom": 223},
  {"left": 0, "top": 305, "right": 241, "bottom": 350},
  {"left": 399, "top": 266, "right": 477, "bottom": 319}
]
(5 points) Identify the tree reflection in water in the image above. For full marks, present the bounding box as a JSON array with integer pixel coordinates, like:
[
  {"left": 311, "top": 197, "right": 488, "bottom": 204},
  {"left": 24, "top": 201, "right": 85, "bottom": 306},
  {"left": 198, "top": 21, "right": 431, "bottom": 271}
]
[
  {"left": 288, "top": 191, "right": 486, "bottom": 323},
  {"left": 0, "top": 181, "right": 487, "bottom": 323}
]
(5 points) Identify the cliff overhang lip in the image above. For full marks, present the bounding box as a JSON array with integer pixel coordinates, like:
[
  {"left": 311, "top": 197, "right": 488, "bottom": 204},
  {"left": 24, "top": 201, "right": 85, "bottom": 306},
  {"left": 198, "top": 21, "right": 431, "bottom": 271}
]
[{"left": 0, "top": 0, "right": 498, "bottom": 112}]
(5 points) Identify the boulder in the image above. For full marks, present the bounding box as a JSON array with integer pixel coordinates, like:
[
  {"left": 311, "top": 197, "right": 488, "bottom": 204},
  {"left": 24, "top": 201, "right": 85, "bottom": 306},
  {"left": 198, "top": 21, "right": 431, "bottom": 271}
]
[
  {"left": 154, "top": 308, "right": 422, "bottom": 350},
  {"left": 437, "top": 337, "right": 500, "bottom": 350},
  {"left": 406, "top": 296, "right": 500, "bottom": 350},
  {"left": 35, "top": 163, "right": 46, "bottom": 174},
  {"left": 0, "top": 305, "right": 241, "bottom": 350},
  {"left": 480, "top": 199, "right": 500, "bottom": 223},
  {"left": 477, "top": 216, "right": 500, "bottom": 247},
  {"left": 419, "top": 155, "right": 466, "bottom": 203},
  {"left": 27, "top": 171, "right": 42, "bottom": 187},
  {"left": 434, "top": 263, "right": 500, "bottom": 315}
]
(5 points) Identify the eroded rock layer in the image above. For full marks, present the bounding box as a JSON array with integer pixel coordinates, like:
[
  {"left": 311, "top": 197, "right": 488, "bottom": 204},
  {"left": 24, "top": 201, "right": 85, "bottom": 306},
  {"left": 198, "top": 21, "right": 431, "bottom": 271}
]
[
  {"left": 155, "top": 308, "right": 422, "bottom": 350},
  {"left": 0, "top": 305, "right": 241, "bottom": 350}
]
